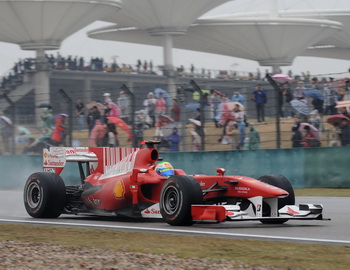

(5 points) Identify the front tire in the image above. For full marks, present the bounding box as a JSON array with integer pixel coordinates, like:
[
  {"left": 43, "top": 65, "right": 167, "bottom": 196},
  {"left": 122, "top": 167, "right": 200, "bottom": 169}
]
[
  {"left": 160, "top": 175, "right": 203, "bottom": 226},
  {"left": 23, "top": 172, "right": 66, "bottom": 218},
  {"left": 258, "top": 174, "right": 295, "bottom": 224}
]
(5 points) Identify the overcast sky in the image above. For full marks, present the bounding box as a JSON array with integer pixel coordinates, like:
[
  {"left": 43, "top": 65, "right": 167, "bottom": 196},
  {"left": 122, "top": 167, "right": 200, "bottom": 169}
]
[{"left": 0, "top": 0, "right": 349, "bottom": 78}]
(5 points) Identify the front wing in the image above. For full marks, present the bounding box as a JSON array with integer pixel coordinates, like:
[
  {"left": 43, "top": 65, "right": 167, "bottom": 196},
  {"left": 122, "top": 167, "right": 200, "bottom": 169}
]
[{"left": 191, "top": 203, "right": 326, "bottom": 223}]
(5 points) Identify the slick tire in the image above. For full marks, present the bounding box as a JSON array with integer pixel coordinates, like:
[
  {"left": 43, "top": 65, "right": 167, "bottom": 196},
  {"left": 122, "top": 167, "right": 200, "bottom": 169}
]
[
  {"left": 160, "top": 175, "right": 203, "bottom": 226},
  {"left": 258, "top": 174, "right": 295, "bottom": 224},
  {"left": 24, "top": 172, "right": 66, "bottom": 218}
]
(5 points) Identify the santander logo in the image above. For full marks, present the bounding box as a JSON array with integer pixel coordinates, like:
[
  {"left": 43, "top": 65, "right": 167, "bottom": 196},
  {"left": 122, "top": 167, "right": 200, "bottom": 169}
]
[{"left": 144, "top": 208, "right": 160, "bottom": 214}]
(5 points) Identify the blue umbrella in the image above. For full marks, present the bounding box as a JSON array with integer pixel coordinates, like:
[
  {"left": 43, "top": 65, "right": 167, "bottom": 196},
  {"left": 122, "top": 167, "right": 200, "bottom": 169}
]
[
  {"left": 185, "top": 102, "right": 200, "bottom": 110},
  {"left": 154, "top": 88, "right": 171, "bottom": 106},
  {"left": 290, "top": 99, "right": 309, "bottom": 115},
  {"left": 304, "top": 89, "right": 324, "bottom": 100}
]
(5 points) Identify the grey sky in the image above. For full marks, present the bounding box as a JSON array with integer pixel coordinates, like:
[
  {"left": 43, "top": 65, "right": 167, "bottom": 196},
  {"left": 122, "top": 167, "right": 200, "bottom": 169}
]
[{"left": 0, "top": 0, "right": 349, "bottom": 78}]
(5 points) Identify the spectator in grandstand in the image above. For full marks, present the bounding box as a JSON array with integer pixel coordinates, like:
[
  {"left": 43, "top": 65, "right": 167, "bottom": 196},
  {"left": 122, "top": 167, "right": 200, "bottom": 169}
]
[
  {"left": 338, "top": 106, "right": 350, "bottom": 118},
  {"left": 221, "top": 120, "right": 239, "bottom": 150},
  {"left": 143, "top": 92, "right": 156, "bottom": 127},
  {"left": 308, "top": 110, "right": 322, "bottom": 131},
  {"left": 235, "top": 117, "right": 246, "bottom": 150},
  {"left": 117, "top": 91, "right": 130, "bottom": 125},
  {"left": 89, "top": 119, "right": 106, "bottom": 147},
  {"left": 189, "top": 119, "right": 202, "bottom": 151},
  {"left": 231, "top": 91, "right": 245, "bottom": 105},
  {"left": 291, "top": 123, "right": 303, "bottom": 148},
  {"left": 105, "top": 101, "right": 119, "bottom": 119},
  {"left": 103, "top": 92, "right": 112, "bottom": 103},
  {"left": 75, "top": 98, "right": 85, "bottom": 131},
  {"left": 302, "top": 125, "right": 320, "bottom": 148},
  {"left": 0, "top": 113, "right": 13, "bottom": 154},
  {"left": 215, "top": 94, "right": 229, "bottom": 127},
  {"left": 194, "top": 108, "right": 202, "bottom": 121},
  {"left": 105, "top": 122, "right": 119, "bottom": 147},
  {"left": 279, "top": 82, "right": 293, "bottom": 118},
  {"left": 310, "top": 77, "right": 320, "bottom": 90},
  {"left": 208, "top": 90, "right": 221, "bottom": 128},
  {"left": 252, "top": 84, "right": 267, "bottom": 122},
  {"left": 143, "top": 60, "right": 148, "bottom": 71},
  {"left": 168, "top": 127, "right": 180, "bottom": 152},
  {"left": 233, "top": 103, "right": 245, "bottom": 122},
  {"left": 51, "top": 113, "right": 68, "bottom": 146},
  {"left": 134, "top": 110, "right": 146, "bottom": 146},
  {"left": 155, "top": 92, "right": 166, "bottom": 122},
  {"left": 86, "top": 106, "right": 101, "bottom": 135},
  {"left": 323, "top": 84, "right": 337, "bottom": 115},
  {"left": 41, "top": 106, "right": 53, "bottom": 135},
  {"left": 170, "top": 98, "right": 180, "bottom": 127},
  {"left": 294, "top": 81, "right": 306, "bottom": 102},
  {"left": 339, "top": 118, "right": 350, "bottom": 146},
  {"left": 248, "top": 122, "right": 260, "bottom": 150}
]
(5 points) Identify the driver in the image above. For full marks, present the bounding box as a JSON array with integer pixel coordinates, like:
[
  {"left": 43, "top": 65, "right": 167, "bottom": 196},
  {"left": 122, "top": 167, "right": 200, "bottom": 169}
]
[{"left": 155, "top": 162, "right": 175, "bottom": 177}]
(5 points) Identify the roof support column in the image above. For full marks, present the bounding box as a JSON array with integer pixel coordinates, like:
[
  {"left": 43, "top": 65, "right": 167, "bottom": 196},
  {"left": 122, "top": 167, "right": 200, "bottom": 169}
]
[
  {"left": 162, "top": 34, "right": 176, "bottom": 98},
  {"left": 34, "top": 48, "right": 50, "bottom": 128},
  {"left": 163, "top": 34, "right": 173, "bottom": 70}
]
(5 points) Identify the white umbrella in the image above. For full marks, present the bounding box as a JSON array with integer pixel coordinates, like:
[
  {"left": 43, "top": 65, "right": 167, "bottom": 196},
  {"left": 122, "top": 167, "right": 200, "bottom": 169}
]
[
  {"left": 291, "top": 99, "right": 309, "bottom": 115},
  {"left": 0, "top": 116, "right": 12, "bottom": 125},
  {"left": 189, "top": 118, "right": 201, "bottom": 126}
]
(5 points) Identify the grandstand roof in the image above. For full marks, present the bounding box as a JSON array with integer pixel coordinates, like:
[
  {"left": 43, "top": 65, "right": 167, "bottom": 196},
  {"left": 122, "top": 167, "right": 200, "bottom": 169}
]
[
  {"left": 0, "top": 0, "right": 122, "bottom": 50},
  {"left": 89, "top": 15, "right": 342, "bottom": 67},
  {"left": 100, "top": 0, "right": 231, "bottom": 35},
  {"left": 88, "top": 1, "right": 350, "bottom": 69}
]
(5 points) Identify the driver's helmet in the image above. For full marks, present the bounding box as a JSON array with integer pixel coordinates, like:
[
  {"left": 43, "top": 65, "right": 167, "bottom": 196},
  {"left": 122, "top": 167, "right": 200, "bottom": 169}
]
[{"left": 155, "top": 162, "right": 175, "bottom": 177}]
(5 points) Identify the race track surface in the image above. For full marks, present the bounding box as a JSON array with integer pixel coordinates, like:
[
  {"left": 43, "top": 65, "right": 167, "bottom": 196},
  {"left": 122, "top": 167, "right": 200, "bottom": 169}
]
[{"left": 1, "top": 190, "right": 349, "bottom": 245}]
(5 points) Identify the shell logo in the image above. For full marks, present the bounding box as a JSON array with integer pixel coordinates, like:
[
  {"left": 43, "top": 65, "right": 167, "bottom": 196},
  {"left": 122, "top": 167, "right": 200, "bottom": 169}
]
[
  {"left": 43, "top": 153, "right": 48, "bottom": 158},
  {"left": 113, "top": 181, "right": 124, "bottom": 199}
]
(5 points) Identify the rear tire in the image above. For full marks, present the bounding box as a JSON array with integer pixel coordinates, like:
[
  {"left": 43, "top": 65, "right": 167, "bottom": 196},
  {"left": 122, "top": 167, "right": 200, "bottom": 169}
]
[
  {"left": 23, "top": 172, "right": 66, "bottom": 218},
  {"left": 258, "top": 174, "right": 295, "bottom": 224},
  {"left": 160, "top": 175, "right": 203, "bottom": 226}
]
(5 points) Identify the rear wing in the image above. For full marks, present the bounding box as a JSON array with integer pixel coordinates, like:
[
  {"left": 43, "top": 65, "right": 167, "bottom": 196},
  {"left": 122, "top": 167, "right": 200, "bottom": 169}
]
[
  {"left": 43, "top": 147, "right": 97, "bottom": 174},
  {"left": 43, "top": 146, "right": 140, "bottom": 175}
]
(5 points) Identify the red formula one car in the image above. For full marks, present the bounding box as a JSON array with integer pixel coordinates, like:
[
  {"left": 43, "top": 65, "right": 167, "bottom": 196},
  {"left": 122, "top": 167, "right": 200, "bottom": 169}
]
[{"left": 24, "top": 141, "right": 326, "bottom": 226}]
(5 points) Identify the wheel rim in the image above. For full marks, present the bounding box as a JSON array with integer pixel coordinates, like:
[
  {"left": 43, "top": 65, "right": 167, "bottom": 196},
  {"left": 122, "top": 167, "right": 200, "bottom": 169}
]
[
  {"left": 163, "top": 186, "right": 181, "bottom": 215},
  {"left": 26, "top": 182, "right": 41, "bottom": 209}
]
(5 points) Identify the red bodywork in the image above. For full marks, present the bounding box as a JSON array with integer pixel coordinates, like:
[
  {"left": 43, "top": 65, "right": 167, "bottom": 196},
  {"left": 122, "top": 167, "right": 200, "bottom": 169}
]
[{"left": 43, "top": 145, "right": 288, "bottom": 220}]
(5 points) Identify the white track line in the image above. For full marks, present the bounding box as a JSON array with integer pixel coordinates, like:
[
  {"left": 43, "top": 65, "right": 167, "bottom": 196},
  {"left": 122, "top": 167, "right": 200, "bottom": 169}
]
[{"left": 0, "top": 218, "right": 349, "bottom": 245}]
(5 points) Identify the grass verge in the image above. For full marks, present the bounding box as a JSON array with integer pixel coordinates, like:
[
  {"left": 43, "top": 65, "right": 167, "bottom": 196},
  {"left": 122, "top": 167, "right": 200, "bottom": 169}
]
[
  {"left": 0, "top": 223, "right": 349, "bottom": 270},
  {"left": 294, "top": 188, "right": 350, "bottom": 197}
]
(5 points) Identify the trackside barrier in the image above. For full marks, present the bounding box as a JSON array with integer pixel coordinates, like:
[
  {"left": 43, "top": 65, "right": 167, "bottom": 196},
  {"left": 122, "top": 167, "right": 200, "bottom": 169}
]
[{"left": 0, "top": 147, "right": 349, "bottom": 189}]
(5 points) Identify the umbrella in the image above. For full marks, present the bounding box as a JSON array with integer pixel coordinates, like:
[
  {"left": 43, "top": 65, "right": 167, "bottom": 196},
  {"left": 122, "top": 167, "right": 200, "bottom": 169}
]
[
  {"left": 335, "top": 100, "right": 350, "bottom": 108},
  {"left": 290, "top": 99, "right": 309, "bottom": 115},
  {"left": 107, "top": 116, "right": 132, "bottom": 140},
  {"left": 327, "top": 114, "right": 350, "bottom": 126},
  {"left": 272, "top": 74, "right": 292, "bottom": 83},
  {"left": 36, "top": 102, "right": 52, "bottom": 108},
  {"left": 189, "top": 118, "right": 201, "bottom": 126},
  {"left": 299, "top": 123, "right": 320, "bottom": 140},
  {"left": 304, "top": 89, "right": 324, "bottom": 100},
  {"left": 17, "top": 126, "right": 31, "bottom": 135},
  {"left": 0, "top": 116, "right": 12, "bottom": 125},
  {"left": 159, "top": 114, "right": 174, "bottom": 123},
  {"left": 226, "top": 101, "right": 245, "bottom": 111},
  {"left": 86, "top": 101, "right": 105, "bottom": 114},
  {"left": 185, "top": 102, "right": 200, "bottom": 110}
]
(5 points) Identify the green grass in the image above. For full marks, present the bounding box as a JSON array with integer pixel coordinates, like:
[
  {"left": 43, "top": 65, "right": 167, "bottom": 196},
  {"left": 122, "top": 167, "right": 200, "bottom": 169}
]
[
  {"left": 0, "top": 223, "right": 349, "bottom": 270},
  {"left": 294, "top": 188, "right": 350, "bottom": 197}
]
